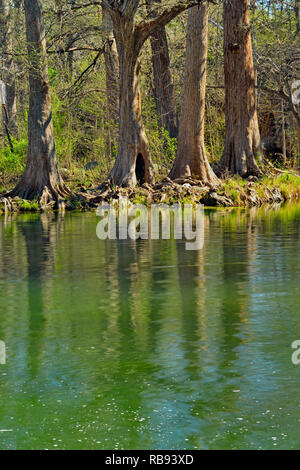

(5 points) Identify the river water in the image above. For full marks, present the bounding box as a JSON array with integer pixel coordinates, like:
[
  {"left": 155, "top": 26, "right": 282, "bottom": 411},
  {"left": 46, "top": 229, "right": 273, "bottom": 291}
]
[{"left": 0, "top": 206, "right": 300, "bottom": 449}]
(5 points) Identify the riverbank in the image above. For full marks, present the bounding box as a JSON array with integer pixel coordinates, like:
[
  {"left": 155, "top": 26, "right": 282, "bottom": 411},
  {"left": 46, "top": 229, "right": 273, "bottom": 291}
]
[{"left": 1, "top": 170, "right": 300, "bottom": 214}]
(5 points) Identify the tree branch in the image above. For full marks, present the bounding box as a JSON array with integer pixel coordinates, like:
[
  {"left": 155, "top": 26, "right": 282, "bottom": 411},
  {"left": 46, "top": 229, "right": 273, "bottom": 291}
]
[
  {"left": 134, "top": 1, "right": 205, "bottom": 50},
  {"left": 70, "top": 46, "right": 105, "bottom": 90},
  {"left": 208, "top": 18, "right": 223, "bottom": 31},
  {"left": 47, "top": 47, "right": 104, "bottom": 54},
  {"left": 119, "top": 0, "right": 140, "bottom": 17}
]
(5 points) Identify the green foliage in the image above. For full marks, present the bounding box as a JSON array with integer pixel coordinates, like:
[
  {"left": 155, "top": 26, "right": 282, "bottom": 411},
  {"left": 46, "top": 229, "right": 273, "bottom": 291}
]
[
  {"left": 264, "top": 173, "right": 300, "bottom": 200},
  {"left": 19, "top": 200, "right": 39, "bottom": 212},
  {"left": 48, "top": 66, "right": 58, "bottom": 84},
  {"left": 0, "top": 138, "right": 27, "bottom": 179},
  {"left": 205, "top": 105, "right": 225, "bottom": 164},
  {"left": 141, "top": 92, "right": 177, "bottom": 174},
  {"left": 132, "top": 194, "right": 148, "bottom": 206},
  {"left": 223, "top": 176, "right": 246, "bottom": 206},
  {"left": 222, "top": 173, "right": 300, "bottom": 206},
  {"left": 48, "top": 60, "right": 111, "bottom": 179}
]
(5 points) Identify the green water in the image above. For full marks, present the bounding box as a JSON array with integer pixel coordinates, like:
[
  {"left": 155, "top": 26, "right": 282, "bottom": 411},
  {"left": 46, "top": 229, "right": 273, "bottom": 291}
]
[{"left": 1, "top": 206, "right": 300, "bottom": 450}]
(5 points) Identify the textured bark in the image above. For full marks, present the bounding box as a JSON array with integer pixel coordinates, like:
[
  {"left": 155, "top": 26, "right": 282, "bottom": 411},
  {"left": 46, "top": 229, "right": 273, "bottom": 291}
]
[
  {"left": 109, "top": 14, "right": 154, "bottom": 187},
  {"left": 147, "top": 0, "right": 177, "bottom": 138},
  {"left": 0, "top": 0, "right": 18, "bottom": 139},
  {"left": 216, "top": 0, "right": 262, "bottom": 178},
  {"left": 106, "top": 1, "right": 201, "bottom": 187},
  {"left": 102, "top": 7, "right": 119, "bottom": 153},
  {"left": 170, "top": 3, "right": 219, "bottom": 185},
  {"left": 10, "top": 0, "right": 67, "bottom": 205}
]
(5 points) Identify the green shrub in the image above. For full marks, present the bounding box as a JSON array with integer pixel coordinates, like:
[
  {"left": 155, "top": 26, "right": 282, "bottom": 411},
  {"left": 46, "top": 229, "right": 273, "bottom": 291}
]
[{"left": 0, "top": 138, "right": 27, "bottom": 178}]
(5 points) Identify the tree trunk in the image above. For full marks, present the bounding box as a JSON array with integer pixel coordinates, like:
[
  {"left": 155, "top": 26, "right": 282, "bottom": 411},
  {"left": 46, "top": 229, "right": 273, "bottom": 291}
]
[
  {"left": 102, "top": 7, "right": 119, "bottom": 156},
  {"left": 0, "top": 0, "right": 18, "bottom": 139},
  {"left": 109, "top": 16, "right": 154, "bottom": 187},
  {"left": 10, "top": 0, "right": 67, "bottom": 206},
  {"left": 105, "top": 0, "right": 203, "bottom": 187},
  {"left": 147, "top": 0, "right": 178, "bottom": 138},
  {"left": 169, "top": 3, "right": 219, "bottom": 185},
  {"left": 216, "top": 0, "right": 262, "bottom": 178}
]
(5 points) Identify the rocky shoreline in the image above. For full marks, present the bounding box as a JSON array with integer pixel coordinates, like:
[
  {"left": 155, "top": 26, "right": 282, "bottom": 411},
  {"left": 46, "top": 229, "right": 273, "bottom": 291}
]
[
  {"left": 1, "top": 173, "right": 299, "bottom": 215},
  {"left": 68, "top": 175, "right": 290, "bottom": 209}
]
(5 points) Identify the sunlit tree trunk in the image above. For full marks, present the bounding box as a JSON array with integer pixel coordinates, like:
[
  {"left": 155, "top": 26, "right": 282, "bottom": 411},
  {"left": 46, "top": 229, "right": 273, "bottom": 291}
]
[
  {"left": 106, "top": 0, "right": 201, "bottom": 187},
  {"left": 170, "top": 3, "right": 219, "bottom": 185},
  {"left": 10, "top": 0, "right": 67, "bottom": 205},
  {"left": 109, "top": 13, "right": 154, "bottom": 187},
  {"left": 216, "top": 0, "right": 262, "bottom": 178}
]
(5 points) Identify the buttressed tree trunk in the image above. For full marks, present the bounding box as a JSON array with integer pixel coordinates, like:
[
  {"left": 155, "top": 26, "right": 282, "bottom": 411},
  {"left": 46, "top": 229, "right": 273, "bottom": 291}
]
[
  {"left": 170, "top": 3, "right": 219, "bottom": 185},
  {"left": 106, "top": 0, "right": 201, "bottom": 188},
  {"left": 216, "top": 0, "right": 262, "bottom": 178},
  {"left": 147, "top": 0, "right": 178, "bottom": 138},
  {"left": 108, "top": 10, "right": 154, "bottom": 187},
  {"left": 10, "top": 0, "right": 67, "bottom": 206},
  {"left": 0, "top": 0, "right": 18, "bottom": 139}
]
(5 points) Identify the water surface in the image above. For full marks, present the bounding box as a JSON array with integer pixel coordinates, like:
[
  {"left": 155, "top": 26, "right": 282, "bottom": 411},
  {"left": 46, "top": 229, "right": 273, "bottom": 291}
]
[{"left": 1, "top": 206, "right": 300, "bottom": 449}]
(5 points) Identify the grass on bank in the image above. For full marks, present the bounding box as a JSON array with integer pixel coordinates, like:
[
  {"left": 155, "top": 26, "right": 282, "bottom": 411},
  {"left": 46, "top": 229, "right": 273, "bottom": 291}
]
[{"left": 222, "top": 173, "right": 300, "bottom": 206}]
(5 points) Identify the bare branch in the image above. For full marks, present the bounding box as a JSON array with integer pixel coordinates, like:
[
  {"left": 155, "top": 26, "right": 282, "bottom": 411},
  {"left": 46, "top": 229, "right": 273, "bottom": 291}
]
[{"left": 134, "top": 0, "right": 204, "bottom": 51}]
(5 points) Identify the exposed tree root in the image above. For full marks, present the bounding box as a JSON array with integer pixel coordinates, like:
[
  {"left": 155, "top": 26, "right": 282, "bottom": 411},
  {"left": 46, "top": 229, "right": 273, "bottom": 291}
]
[
  {"left": 214, "top": 158, "right": 264, "bottom": 179},
  {"left": 1, "top": 172, "right": 299, "bottom": 215},
  {"left": 0, "top": 197, "right": 14, "bottom": 213},
  {"left": 74, "top": 175, "right": 290, "bottom": 209},
  {"left": 3, "top": 181, "right": 70, "bottom": 211}
]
